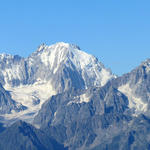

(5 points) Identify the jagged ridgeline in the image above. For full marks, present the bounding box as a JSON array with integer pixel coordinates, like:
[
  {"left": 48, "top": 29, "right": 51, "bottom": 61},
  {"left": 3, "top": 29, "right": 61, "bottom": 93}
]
[
  {"left": 0, "top": 42, "right": 150, "bottom": 150},
  {"left": 0, "top": 42, "right": 114, "bottom": 123}
]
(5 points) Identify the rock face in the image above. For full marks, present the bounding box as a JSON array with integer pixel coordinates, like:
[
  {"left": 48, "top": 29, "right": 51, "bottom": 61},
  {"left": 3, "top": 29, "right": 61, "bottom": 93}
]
[
  {"left": 0, "top": 120, "right": 67, "bottom": 150},
  {"left": 89, "top": 114, "right": 150, "bottom": 150},
  {"left": 108, "top": 59, "right": 150, "bottom": 114},
  {"left": 33, "top": 84, "right": 130, "bottom": 150}
]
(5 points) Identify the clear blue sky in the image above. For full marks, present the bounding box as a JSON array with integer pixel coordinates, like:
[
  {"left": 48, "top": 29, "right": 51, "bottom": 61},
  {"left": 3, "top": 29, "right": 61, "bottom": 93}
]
[{"left": 0, "top": 0, "right": 150, "bottom": 75}]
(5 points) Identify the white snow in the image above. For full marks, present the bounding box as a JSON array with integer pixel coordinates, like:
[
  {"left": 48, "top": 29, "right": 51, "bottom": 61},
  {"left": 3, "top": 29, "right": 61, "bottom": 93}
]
[
  {"left": 118, "top": 84, "right": 148, "bottom": 113},
  {"left": 2, "top": 65, "right": 22, "bottom": 82},
  {"left": 38, "top": 42, "right": 114, "bottom": 87},
  {"left": 39, "top": 43, "right": 70, "bottom": 71},
  {"left": 100, "top": 68, "right": 114, "bottom": 86},
  {"left": 3, "top": 81, "right": 56, "bottom": 121},
  {"left": 67, "top": 93, "right": 91, "bottom": 105},
  {"left": 80, "top": 93, "right": 91, "bottom": 103}
]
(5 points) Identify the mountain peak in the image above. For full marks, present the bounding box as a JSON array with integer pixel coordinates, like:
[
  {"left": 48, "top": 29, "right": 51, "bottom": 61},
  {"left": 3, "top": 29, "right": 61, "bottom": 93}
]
[
  {"left": 24, "top": 42, "right": 114, "bottom": 88},
  {"left": 33, "top": 42, "right": 103, "bottom": 75},
  {"left": 36, "top": 42, "right": 80, "bottom": 53},
  {"left": 53, "top": 42, "right": 70, "bottom": 47},
  {"left": 0, "top": 42, "right": 115, "bottom": 124},
  {"left": 50, "top": 42, "right": 80, "bottom": 48},
  {"left": 141, "top": 58, "right": 150, "bottom": 66},
  {"left": 54, "top": 42, "right": 81, "bottom": 50},
  {"left": 37, "top": 43, "right": 47, "bottom": 52},
  {"left": 140, "top": 58, "right": 150, "bottom": 73}
]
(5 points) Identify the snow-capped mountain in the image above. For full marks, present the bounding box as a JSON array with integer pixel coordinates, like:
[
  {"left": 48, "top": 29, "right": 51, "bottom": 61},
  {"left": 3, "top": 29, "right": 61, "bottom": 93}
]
[
  {"left": 1, "top": 42, "right": 114, "bottom": 89},
  {"left": 28, "top": 42, "right": 114, "bottom": 90},
  {"left": 0, "top": 42, "right": 115, "bottom": 123},
  {"left": 105, "top": 58, "right": 150, "bottom": 115},
  {"left": 1, "top": 43, "right": 150, "bottom": 150}
]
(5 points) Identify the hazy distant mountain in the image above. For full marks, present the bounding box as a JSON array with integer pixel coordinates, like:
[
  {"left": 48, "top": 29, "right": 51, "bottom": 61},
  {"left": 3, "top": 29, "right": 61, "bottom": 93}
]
[{"left": 0, "top": 120, "right": 67, "bottom": 150}]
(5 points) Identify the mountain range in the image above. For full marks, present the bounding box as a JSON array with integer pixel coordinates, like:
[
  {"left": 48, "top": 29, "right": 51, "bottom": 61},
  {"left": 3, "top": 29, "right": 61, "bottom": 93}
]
[{"left": 0, "top": 42, "right": 150, "bottom": 150}]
